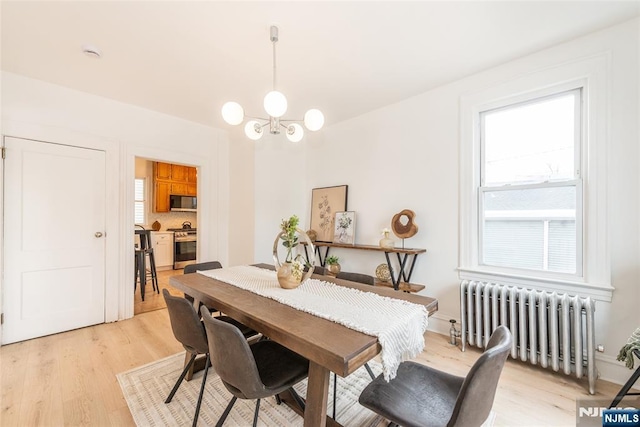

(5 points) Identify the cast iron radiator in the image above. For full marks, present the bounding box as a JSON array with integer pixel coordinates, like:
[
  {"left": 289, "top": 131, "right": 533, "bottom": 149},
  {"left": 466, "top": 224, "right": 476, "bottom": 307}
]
[{"left": 460, "top": 280, "right": 597, "bottom": 394}]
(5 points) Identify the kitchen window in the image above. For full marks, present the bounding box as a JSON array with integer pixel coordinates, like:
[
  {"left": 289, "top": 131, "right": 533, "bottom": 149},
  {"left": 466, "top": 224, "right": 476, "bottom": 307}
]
[{"left": 134, "top": 178, "right": 146, "bottom": 225}]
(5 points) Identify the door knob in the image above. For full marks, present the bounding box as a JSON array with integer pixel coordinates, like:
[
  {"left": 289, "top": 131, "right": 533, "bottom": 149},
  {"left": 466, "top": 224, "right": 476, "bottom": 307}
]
[{"left": 95, "top": 232, "right": 104, "bottom": 238}]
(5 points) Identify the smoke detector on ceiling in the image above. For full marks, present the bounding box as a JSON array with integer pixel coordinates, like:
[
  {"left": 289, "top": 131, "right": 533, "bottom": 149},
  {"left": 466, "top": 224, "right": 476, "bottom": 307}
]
[{"left": 81, "top": 44, "right": 102, "bottom": 59}]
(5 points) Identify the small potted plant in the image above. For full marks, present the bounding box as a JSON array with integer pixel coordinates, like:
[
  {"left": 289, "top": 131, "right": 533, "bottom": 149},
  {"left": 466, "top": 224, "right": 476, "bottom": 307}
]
[{"left": 325, "top": 255, "right": 341, "bottom": 277}]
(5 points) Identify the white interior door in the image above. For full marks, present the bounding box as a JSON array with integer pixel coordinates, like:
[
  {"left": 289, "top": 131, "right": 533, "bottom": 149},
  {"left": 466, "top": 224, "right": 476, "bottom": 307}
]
[{"left": 2, "top": 137, "right": 106, "bottom": 344}]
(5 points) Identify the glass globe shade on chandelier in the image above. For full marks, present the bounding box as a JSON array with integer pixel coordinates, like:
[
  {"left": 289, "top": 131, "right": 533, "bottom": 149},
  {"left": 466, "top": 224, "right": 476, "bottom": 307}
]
[{"left": 221, "top": 26, "right": 324, "bottom": 142}]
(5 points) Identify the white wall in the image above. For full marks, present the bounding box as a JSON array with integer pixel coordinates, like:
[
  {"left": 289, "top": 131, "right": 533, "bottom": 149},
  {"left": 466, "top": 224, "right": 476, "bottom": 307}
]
[
  {"left": 0, "top": 72, "right": 232, "bottom": 320},
  {"left": 255, "top": 18, "right": 640, "bottom": 384}
]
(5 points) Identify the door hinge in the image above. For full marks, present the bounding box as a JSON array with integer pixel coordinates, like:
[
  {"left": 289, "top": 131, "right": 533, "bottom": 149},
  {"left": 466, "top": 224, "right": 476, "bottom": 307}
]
[
  {"left": 1, "top": 313, "right": 4, "bottom": 325},
  {"left": 1, "top": 147, "right": 5, "bottom": 159}
]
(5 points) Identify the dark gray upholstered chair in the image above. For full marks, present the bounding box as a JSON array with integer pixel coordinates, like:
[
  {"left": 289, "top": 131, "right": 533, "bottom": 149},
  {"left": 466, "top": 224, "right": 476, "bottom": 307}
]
[
  {"left": 183, "top": 261, "right": 223, "bottom": 307},
  {"left": 359, "top": 325, "right": 512, "bottom": 427},
  {"left": 336, "top": 271, "right": 375, "bottom": 286},
  {"left": 182, "top": 261, "right": 258, "bottom": 339},
  {"left": 200, "top": 306, "right": 309, "bottom": 427},
  {"left": 183, "top": 261, "right": 223, "bottom": 275},
  {"left": 162, "top": 289, "right": 212, "bottom": 427}
]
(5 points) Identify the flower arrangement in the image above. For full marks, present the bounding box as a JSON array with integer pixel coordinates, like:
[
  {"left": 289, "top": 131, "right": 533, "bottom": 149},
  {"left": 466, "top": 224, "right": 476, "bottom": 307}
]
[
  {"left": 290, "top": 259, "right": 304, "bottom": 282},
  {"left": 280, "top": 215, "right": 300, "bottom": 262},
  {"left": 275, "top": 214, "right": 315, "bottom": 289}
]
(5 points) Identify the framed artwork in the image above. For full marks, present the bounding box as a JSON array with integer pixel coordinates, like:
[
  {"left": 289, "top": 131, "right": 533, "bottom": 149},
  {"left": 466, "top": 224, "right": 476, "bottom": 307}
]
[
  {"left": 334, "top": 211, "right": 356, "bottom": 245},
  {"left": 310, "top": 185, "right": 348, "bottom": 242}
]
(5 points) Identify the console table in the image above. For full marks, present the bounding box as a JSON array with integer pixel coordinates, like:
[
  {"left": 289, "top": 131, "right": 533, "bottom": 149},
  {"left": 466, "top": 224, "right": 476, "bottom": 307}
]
[{"left": 303, "top": 242, "right": 426, "bottom": 291}]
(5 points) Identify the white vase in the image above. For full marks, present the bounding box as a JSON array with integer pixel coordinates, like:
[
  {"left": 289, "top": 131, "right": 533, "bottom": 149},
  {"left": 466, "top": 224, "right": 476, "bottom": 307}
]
[{"left": 379, "top": 231, "right": 394, "bottom": 249}]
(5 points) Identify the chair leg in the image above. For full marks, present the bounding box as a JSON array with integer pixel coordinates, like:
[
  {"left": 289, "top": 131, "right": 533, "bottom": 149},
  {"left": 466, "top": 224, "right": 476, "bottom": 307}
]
[
  {"left": 609, "top": 364, "right": 640, "bottom": 408},
  {"left": 216, "top": 396, "right": 237, "bottom": 427},
  {"left": 147, "top": 249, "right": 159, "bottom": 293},
  {"left": 331, "top": 363, "right": 373, "bottom": 421},
  {"left": 364, "top": 362, "right": 376, "bottom": 380},
  {"left": 252, "top": 399, "right": 261, "bottom": 427},
  {"left": 165, "top": 353, "right": 197, "bottom": 403},
  {"left": 289, "top": 387, "right": 306, "bottom": 412},
  {"left": 192, "top": 354, "right": 211, "bottom": 427},
  {"left": 333, "top": 373, "right": 337, "bottom": 419}
]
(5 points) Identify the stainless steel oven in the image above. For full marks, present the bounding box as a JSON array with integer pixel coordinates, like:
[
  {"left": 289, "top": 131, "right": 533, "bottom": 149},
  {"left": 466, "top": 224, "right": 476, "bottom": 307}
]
[{"left": 170, "top": 229, "right": 197, "bottom": 269}]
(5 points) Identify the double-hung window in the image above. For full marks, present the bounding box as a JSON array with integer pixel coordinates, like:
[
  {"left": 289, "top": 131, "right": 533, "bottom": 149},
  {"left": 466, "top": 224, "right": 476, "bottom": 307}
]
[
  {"left": 479, "top": 89, "right": 582, "bottom": 276},
  {"left": 459, "top": 54, "right": 611, "bottom": 301}
]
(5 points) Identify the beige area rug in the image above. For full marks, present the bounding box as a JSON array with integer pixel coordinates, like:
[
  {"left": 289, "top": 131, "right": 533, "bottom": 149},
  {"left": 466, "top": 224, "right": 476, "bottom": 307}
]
[
  {"left": 117, "top": 352, "right": 385, "bottom": 426},
  {"left": 117, "top": 353, "right": 496, "bottom": 427}
]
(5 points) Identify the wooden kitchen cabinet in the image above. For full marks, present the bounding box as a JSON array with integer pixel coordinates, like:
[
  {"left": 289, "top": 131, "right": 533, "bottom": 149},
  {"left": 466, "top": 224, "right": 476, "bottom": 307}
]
[
  {"left": 153, "top": 162, "right": 197, "bottom": 212},
  {"left": 187, "top": 167, "right": 197, "bottom": 183},
  {"left": 171, "top": 182, "right": 187, "bottom": 195},
  {"left": 155, "top": 181, "right": 170, "bottom": 213},
  {"left": 155, "top": 162, "right": 172, "bottom": 180},
  {"left": 171, "top": 165, "right": 187, "bottom": 182},
  {"left": 151, "top": 232, "right": 174, "bottom": 270}
]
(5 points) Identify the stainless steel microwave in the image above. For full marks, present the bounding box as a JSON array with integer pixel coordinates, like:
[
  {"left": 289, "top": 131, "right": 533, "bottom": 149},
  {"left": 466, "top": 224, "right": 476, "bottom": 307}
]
[{"left": 170, "top": 195, "right": 197, "bottom": 212}]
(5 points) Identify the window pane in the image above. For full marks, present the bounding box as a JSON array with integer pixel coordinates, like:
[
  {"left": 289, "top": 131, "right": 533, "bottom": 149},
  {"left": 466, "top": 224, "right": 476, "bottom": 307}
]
[
  {"left": 483, "top": 220, "right": 544, "bottom": 270},
  {"left": 134, "top": 179, "right": 145, "bottom": 224},
  {"left": 482, "top": 185, "right": 576, "bottom": 273},
  {"left": 482, "top": 91, "right": 577, "bottom": 186},
  {"left": 134, "top": 201, "right": 145, "bottom": 224},
  {"left": 548, "top": 220, "right": 576, "bottom": 274},
  {"left": 134, "top": 179, "right": 145, "bottom": 201}
]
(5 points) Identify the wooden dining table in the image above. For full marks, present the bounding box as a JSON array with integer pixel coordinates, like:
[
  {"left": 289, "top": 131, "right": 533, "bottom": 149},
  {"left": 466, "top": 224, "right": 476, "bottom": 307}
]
[{"left": 169, "top": 264, "right": 438, "bottom": 427}]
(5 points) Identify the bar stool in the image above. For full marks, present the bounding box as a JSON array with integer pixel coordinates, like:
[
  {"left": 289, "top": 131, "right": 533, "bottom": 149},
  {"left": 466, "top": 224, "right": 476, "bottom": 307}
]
[{"left": 135, "top": 228, "right": 159, "bottom": 300}]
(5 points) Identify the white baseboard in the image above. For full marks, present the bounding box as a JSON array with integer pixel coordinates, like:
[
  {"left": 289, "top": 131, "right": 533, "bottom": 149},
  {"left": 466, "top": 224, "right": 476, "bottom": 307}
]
[
  {"left": 596, "top": 352, "right": 636, "bottom": 387},
  {"left": 427, "top": 314, "right": 633, "bottom": 387},
  {"left": 427, "top": 312, "right": 460, "bottom": 336}
]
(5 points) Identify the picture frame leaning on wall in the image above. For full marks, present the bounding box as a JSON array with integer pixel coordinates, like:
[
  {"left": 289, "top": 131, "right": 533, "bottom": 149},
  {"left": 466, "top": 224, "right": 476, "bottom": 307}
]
[
  {"left": 334, "top": 211, "right": 356, "bottom": 245},
  {"left": 310, "top": 185, "right": 348, "bottom": 242}
]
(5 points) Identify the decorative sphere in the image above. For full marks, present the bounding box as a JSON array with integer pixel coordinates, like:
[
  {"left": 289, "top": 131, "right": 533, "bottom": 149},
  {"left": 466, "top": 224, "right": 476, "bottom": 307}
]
[
  {"left": 286, "top": 123, "right": 304, "bottom": 143},
  {"left": 221, "top": 102, "right": 244, "bottom": 125},
  {"left": 263, "top": 91, "right": 288, "bottom": 117},
  {"left": 244, "top": 121, "right": 263, "bottom": 140},
  {"left": 306, "top": 229, "right": 318, "bottom": 242},
  {"left": 304, "top": 109, "right": 324, "bottom": 131}
]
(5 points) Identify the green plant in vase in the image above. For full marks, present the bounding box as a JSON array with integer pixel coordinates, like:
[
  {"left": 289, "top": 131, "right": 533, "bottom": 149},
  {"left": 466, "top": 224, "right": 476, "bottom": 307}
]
[
  {"left": 280, "top": 215, "right": 300, "bottom": 263},
  {"left": 325, "top": 255, "right": 341, "bottom": 277},
  {"left": 275, "top": 215, "right": 313, "bottom": 288}
]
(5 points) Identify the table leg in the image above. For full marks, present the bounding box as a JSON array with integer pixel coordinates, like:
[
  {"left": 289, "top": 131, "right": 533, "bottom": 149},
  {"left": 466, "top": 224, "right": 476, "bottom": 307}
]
[{"left": 304, "top": 361, "right": 330, "bottom": 427}]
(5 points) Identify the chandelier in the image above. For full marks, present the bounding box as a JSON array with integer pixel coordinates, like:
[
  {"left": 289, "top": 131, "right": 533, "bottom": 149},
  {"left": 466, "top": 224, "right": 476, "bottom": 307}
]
[{"left": 221, "top": 26, "right": 324, "bottom": 142}]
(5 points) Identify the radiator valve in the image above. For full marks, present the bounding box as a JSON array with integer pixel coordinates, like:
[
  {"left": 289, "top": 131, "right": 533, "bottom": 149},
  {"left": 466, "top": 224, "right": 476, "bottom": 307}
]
[{"left": 449, "top": 319, "right": 461, "bottom": 346}]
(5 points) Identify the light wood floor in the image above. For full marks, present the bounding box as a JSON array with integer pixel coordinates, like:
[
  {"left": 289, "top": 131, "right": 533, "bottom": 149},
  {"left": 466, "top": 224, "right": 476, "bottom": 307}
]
[
  {"left": 0, "top": 307, "right": 631, "bottom": 426},
  {"left": 134, "top": 269, "right": 185, "bottom": 315}
]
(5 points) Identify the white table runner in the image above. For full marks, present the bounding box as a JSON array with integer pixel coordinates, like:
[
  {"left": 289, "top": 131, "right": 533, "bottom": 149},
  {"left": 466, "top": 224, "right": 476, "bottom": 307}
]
[{"left": 197, "top": 265, "right": 428, "bottom": 380}]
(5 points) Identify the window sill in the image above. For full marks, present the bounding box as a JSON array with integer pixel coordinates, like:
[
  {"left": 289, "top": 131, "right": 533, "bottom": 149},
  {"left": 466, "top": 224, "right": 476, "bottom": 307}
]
[{"left": 457, "top": 268, "right": 614, "bottom": 302}]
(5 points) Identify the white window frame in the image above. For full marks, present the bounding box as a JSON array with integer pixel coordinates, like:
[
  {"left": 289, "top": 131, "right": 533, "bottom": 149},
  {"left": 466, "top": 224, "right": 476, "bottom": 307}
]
[
  {"left": 459, "top": 54, "right": 612, "bottom": 302},
  {"left": 134, "top": 178, "right": 147, "bottom": 226}
]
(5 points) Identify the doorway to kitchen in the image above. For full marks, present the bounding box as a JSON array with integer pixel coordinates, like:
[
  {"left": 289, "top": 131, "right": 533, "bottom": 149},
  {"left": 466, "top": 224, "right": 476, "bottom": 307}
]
[{"left": 134, "top": 157, "right": 198, "bottom": 315}]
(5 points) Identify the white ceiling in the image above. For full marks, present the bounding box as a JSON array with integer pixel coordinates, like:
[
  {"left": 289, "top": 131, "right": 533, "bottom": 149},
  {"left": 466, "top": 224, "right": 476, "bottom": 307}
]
[{"left": 2, "top": 1, "right": 639, "bottom": 128}]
